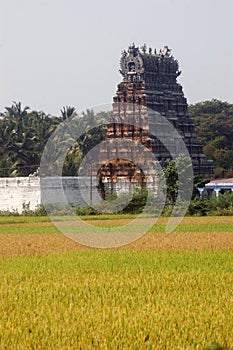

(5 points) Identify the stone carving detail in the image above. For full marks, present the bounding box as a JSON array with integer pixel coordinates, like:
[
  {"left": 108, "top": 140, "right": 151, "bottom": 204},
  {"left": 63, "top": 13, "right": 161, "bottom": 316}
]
[{"left": 119, "top": 43, "right": 144, "bottom": 82}]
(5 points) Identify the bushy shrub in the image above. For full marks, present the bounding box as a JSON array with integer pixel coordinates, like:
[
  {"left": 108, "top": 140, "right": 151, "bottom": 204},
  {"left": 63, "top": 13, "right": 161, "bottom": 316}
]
[
  {"left": 187, "top": 192, "right": 233, "bottom": 216},
  {"left": 74, "top": 206, "right": 98, "bottom": 216},
  {"left": 0, "top": 209, "right": 20, "bottom": 216},
  {"left": 74, "top": 189, "right": 152, "bottom": 215},
  {"left": 187, "top": 197, "right": 210, "bottom": 216},
  {"left": 22, "top": 204, "right": 47, "bottom": 216}
]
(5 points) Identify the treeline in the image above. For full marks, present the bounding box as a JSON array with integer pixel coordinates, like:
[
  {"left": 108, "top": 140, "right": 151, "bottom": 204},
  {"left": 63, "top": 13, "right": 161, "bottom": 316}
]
[
  {"left": 189, "top": 99, "right": 233, "bottom": 178},
  {"left": 0, "top": 102, "right": 107, "bottom": 177},
  {"left": 0, "top": 99, "right": 233, "bottom": 178}
]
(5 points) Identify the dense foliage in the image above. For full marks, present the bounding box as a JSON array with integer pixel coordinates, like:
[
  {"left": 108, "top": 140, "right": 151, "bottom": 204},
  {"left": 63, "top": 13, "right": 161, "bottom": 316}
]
[
  {"left": 189, "top": 99, "right": 233, "bottom": 178},
  {"left": 0, "top": 102, "right": 60, "bottom": 176},
  {"left": 0, "top": 102, "right": 107, "bottom": 176}
]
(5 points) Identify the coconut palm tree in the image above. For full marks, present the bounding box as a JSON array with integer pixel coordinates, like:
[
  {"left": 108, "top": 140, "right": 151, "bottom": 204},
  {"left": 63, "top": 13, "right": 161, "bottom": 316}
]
[{"left": 60, "top": 106, "right": 77, "bottom": 121}]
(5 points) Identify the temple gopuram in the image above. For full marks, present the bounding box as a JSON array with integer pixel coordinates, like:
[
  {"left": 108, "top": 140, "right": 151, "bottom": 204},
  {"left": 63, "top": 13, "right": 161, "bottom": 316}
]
[{"left": 97, "top": 43, "right": 213, "bottom": 194}]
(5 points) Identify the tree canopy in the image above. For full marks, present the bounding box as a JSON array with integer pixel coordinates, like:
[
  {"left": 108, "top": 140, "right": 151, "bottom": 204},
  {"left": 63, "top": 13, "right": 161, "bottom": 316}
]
[
  {"left": 0, "top": 102, "right": 108, "bottom": 177},
  {"left": 188, "top": 99, "right": 233, "bottom": 177}
]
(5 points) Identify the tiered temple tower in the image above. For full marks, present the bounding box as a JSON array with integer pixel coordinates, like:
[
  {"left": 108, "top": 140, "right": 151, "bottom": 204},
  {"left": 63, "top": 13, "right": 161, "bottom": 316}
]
[{"left": 97, "top": 43, "right": 213, "bottom": 193}]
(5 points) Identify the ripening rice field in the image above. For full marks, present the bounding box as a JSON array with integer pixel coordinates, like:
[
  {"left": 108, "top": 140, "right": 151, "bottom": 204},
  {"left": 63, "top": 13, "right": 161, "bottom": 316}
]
[{"left": 0, "top": 216, "right": 233, "bottom": 349}]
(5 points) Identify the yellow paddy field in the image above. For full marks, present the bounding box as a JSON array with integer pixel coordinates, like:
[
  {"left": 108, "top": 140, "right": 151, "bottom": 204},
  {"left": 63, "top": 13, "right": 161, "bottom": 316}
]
[
  {"left": 1, "top": 216, "right": 233, "bottom": 257},
  {"left": 0, "top": 216, "right": 233, "bottom": 349}
]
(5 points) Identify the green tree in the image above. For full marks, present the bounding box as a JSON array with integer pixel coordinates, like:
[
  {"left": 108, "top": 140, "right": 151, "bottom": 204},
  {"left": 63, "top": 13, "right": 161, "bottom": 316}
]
[
  {"left": 0, "top": 102, "right": 60, "bottom": 176},
  {"left": 160, "top": 154, "right": 193, "bottom": 203},
  {"left": 189, "top": 99, "right": 233, "bottom": 176},
  {"left": 60, "top": 106, "right": 77, "bottom": 121}
]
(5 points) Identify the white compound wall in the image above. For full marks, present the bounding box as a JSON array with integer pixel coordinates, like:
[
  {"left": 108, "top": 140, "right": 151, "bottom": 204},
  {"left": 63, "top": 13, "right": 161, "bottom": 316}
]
[
  {"left": 0, "top": 176, "right": 97, "bottom": 213},
  {"left": 0, "top": 177, "right": 41, "bottom": 213},
  {"left": 0, "top": 176, "right": 157, "bottom": 213}
]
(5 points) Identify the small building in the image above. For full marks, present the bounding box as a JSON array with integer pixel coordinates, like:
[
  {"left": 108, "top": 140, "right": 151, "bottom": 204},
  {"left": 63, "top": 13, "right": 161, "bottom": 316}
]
[{"left": 204, "top": 178, "right": 233, "bottom": 197}]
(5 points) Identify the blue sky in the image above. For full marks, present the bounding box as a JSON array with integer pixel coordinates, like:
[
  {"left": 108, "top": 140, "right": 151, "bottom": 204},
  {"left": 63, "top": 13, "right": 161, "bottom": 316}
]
[{"left": 0, "top": 0, "right": 233, "bottom": 115}]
